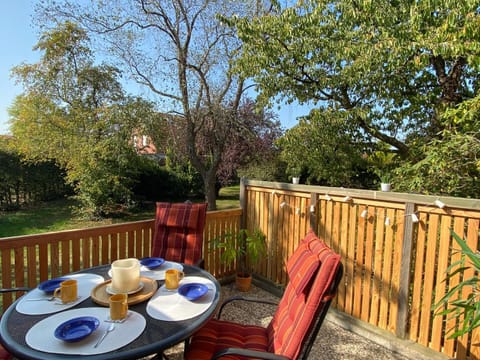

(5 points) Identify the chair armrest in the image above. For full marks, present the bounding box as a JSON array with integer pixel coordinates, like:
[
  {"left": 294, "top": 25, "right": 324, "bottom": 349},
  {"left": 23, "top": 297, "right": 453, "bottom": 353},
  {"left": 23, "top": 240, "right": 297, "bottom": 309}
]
[
  {"left": 0, "top": 287, "right": 31, "bottom": 293},
  {"left": 217, "top": 295, "right": 278, "bottom": 319},
  {"left": 194, "top": 258, "right": 205, "bottom": 269},
  {"left": 212, "top": 347, "right": 289, "bottom": 360}
]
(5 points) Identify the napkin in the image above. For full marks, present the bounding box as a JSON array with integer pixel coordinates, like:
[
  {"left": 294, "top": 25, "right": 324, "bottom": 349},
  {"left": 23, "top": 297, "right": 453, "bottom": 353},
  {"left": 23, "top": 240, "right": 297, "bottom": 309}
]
[
  {"left": 16, "top": 273, "right": 104, "bottom": 315},
  {"left": 146, "top": 276, "right": 216, "bottom": 321},
  {"left": 25, "top": 307, "right": 146, "bottom": 355}
]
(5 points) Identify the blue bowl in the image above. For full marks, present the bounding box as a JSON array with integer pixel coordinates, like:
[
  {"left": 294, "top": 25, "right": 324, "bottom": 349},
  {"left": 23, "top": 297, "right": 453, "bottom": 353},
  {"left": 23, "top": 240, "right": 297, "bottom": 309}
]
[
  {"left": 178, "top": 283, "right": 209, "bottom": 301},
  {"left": 38, "top": 277, "right": 69, "bottom": 294},
  {"left": 140, "top": 257, "right": 165, "bottom": 270},
  {"left": 54, "top": 316, "right": 100, "bottom": 342}
]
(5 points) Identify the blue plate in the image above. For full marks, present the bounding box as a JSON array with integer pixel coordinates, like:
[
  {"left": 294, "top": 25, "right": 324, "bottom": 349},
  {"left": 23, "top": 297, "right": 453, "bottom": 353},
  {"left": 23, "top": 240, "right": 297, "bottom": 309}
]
[
  {"left": 38, "top": 277, "right": 69, "bottom": 294},
  {"left": 140, "top": 257, "right": 165, "bottom": 270},
  {"left": 54, "top": 316, "right": 100, "bottom": 342},
  {"left": 178, "top": 283, "right": 209, "bottom": 301}
]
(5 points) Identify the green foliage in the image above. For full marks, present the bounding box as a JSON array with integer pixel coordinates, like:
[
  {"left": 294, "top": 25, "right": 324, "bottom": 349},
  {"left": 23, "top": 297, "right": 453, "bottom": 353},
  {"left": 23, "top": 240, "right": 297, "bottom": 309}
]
[
  {"left": 230, "top": 0, "right": 480, "bottom": 196},
  {"left": 434, "top": 230, "right": 480, "bottom": 339},
  {"left": 277, "top": 110, "right": 371, "bottom": 187},
  {"left": 216, "top": 228, "right": 267, "bottom": 276},
  {"left": 394, "top": 131, "right": 480, "bottom": 196},
  {"left": 9, "top": 22, "right": 159, "bottom": 218},
  {"left": 368, "top": 149, "right": 398, "bottom": 184},
  {"left": 0, "top": 137, "right": 68, "bottom": 210}
]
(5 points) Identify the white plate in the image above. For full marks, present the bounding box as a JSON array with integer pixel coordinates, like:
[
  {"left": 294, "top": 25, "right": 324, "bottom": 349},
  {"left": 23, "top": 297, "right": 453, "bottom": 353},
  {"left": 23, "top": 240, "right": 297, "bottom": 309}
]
[{"left": 106, "top": 282, "right": 144, "bottom": 295}]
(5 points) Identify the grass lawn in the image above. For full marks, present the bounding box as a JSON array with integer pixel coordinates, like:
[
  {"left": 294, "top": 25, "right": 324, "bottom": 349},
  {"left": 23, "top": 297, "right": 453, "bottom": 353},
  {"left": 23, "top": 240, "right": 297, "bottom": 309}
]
[{"left": 0, "top": 186, "right": 240, "bottom": 238}]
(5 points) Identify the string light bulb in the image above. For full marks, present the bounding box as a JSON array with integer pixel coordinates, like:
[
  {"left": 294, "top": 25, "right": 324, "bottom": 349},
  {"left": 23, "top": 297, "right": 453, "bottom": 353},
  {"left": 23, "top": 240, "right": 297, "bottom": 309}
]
[
  {"left": 411, "top": 213, "right": 419, "bottom": 223},
  {"left": 385, "top": 217, "right": 391, "bottom": 226},
  {"left": 324, "top": 194, "right": 332, "bottom": 201},
  {"left": 434, "top": 199, "right": 445, "bottom": 209},
  {"left": 280, "top": 201, "right": 288, "bottom": 209},
  {"left": 360, "top": 209, "right": 368, "bottom": 218},
  {"left": 343, "top": 195, "right": 352, "bottom": 202},
  {"left": 310, "top": 205, "right": 315, "bottom": 213}
]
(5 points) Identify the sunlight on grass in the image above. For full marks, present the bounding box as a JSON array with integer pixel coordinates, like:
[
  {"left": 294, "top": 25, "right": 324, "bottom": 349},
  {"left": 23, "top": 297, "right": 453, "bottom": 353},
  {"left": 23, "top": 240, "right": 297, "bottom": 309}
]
[{"left": 0, "top": 186, "right": 240, "bottom": 238}]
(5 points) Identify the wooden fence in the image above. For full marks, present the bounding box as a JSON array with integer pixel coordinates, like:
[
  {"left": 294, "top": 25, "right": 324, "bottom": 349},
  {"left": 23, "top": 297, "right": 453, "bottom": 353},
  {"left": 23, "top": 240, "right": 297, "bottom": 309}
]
[
  {"left": 2, "top": 178, "right": 480, "bottom": 359},
  {"left": 240, "top": 179, "right": 480, "bottom": 360},
  {"left": 0, "top": 208, "right": 242, "bottom": 313}
]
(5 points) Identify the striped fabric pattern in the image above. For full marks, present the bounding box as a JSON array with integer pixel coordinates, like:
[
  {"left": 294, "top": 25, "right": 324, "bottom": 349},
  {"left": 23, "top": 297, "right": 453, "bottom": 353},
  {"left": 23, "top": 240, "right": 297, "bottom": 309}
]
[
  {"left": 184, "top": 228, "right": 341, "bottom": 360},
  {"left": 185, "top": 320, "right": 268, "bottom": 360},
  {"left": 152, "top": 202, "right": 207, "bottom": 265},
  {"left": 267, "top": 229, "right": 341, "bottom": 359}
]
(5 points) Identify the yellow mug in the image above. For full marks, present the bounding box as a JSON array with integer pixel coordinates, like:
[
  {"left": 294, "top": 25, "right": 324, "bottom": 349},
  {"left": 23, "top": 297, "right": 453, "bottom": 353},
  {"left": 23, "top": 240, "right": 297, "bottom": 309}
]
[
  {"left": 165, "top": 269, "right": 184, "bottom": 291},
  {"left": 109, "top": 293, "right": 128, "bottom": 321},
  {"left": 53, "top": 279, "right": 78, "bottom": 303}
]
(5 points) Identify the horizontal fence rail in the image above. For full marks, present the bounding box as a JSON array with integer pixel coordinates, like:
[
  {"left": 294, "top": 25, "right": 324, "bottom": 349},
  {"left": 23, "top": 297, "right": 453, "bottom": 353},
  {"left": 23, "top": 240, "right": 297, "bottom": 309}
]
[{"left": 0, "top": 209, "right": 242, "bottom": 312}]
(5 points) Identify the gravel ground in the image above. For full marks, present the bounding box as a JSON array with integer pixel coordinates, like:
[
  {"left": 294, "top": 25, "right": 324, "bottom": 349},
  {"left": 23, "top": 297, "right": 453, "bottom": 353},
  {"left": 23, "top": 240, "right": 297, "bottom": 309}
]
[{"left": 159, "top": 283, "right": 429, "bottom": 360}]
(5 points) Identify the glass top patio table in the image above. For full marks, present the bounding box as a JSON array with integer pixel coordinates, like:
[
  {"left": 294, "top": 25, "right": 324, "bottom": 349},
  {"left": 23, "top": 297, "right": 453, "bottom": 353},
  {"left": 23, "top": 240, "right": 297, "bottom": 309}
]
[{"left": 0, "top": 263, "right": 220, "bottom": 360}]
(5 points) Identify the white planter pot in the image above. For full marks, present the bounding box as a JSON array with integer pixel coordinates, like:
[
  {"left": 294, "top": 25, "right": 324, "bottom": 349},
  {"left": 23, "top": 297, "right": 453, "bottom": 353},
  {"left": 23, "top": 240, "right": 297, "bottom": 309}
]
[
  {"left": 381, "top": 183, "right": 391, "bottom": 192},
  {"left": 292, "top": 177, "right": 300, "bottom": 184}
]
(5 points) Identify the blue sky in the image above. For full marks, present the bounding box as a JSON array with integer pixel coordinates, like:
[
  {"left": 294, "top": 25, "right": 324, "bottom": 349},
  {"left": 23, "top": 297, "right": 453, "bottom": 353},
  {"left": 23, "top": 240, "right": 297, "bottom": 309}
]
[
  {"left": 0, "top": 0, "right": 39, "bottom": 134},
  {"left": 0, "top": 1, "right": 309, "bottom": 135}
]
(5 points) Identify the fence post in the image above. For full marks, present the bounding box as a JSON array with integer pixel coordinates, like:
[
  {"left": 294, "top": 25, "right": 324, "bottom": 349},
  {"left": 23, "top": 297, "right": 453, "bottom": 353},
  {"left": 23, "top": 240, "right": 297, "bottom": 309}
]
[
  {"left": 396, "top": 202, "right": 415, "bottom": 338},
  {"left": 239, "top": 177, "right": 246, "bottom": 229},
  {"left": 310, "top": 192, "right": 318, "bottom": 230}
]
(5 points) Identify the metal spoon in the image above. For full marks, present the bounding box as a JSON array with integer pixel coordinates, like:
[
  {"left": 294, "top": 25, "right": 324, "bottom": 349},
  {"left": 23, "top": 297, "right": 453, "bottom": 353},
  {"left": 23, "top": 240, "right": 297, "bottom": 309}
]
[
  {"left": 26, "top": 296, "right": 55, "bottom": 301},
  {"left": 94, "top": 323, "right": 115, "bottom": 348}
]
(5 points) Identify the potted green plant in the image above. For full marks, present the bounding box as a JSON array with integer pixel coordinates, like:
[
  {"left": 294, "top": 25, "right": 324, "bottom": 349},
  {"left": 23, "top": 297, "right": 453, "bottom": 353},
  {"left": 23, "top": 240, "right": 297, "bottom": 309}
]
[
  {"left": 369, "top": 150, "right": 396, "bottom": 192},
  {"left": 379, "top": 173, "right": 392, "bottom": 192},
  {"left": 216, "top": 228, "right": 267, "bottom": 291}
]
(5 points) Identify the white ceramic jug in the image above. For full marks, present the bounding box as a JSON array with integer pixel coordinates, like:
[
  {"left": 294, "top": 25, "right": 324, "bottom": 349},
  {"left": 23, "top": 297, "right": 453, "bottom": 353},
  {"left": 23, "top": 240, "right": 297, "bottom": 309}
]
[{"left": 111, "top": 258, "right": 140, "bottom": 293}]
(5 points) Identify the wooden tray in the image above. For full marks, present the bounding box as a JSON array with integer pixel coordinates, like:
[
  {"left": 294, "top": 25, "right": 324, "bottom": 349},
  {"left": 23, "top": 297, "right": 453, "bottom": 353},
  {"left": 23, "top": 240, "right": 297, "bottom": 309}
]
[{"left": 91, "top": 276, "right": 158, "bottom": 306}]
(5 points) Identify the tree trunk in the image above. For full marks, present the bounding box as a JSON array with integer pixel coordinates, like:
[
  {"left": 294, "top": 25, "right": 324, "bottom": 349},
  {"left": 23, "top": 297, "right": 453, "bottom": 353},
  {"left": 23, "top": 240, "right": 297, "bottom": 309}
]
[{"left": 203, "top": 172, "right": 217, "bottom": 211}]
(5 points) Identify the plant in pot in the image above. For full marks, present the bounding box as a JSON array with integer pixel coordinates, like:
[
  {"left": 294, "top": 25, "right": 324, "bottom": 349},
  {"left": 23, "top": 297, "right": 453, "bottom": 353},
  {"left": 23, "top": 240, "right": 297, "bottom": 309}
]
[
  {"left": 369, "top": 149, "right": 397, "bottom": 191},
  {"left": 216, "top": 228, "right": 266, "bottom": 292}
]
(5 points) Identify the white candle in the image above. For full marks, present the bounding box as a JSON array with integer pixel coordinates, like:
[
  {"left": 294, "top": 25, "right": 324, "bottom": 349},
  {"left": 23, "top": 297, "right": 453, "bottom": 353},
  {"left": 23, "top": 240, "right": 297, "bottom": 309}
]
[{"left": 111, "top": 258, "right": 140, "bottom": 293}]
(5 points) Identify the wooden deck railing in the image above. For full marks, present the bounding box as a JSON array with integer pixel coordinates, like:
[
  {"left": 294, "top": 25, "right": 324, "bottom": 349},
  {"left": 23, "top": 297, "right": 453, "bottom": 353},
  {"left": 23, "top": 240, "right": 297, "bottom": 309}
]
[
  {"left": 3, "top": 179, "right": 480, "bottom": 360},
  {"left": 0, "top": 208, "right": 242, "bottom": 312}
]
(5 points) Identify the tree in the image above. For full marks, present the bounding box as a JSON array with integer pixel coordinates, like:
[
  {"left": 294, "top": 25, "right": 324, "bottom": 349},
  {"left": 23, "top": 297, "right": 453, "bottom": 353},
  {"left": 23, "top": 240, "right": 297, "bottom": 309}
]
[
  {"left": 36, "top": 0, "right": 268, "bottom": 210},
  {"left": 276, "top": 108, "right": 374, "bottom": 187},
  {"left": 10, "top": 22, "right": 157, "bottom": 217},
  {"left": 230, "top": 0, "right": 480, "bottom": 196}
]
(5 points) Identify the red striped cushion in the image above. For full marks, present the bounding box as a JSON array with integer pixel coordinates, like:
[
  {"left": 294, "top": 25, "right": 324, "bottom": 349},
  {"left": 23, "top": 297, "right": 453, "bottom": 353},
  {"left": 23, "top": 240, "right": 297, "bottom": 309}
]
[
  {"left": 286, "top": 229, "right": 320, "bottom": 294},
  {"left": 152, "top": 202, "right": 207, "bottom": 265},
  {"left": 185, "top": 319, "right": 269, "bottom": 360},
  {"left": 267, "top": 229, "right": 341, "bottom": 359},
  {"left": 185, "top": 229, "right": 341, "bottom": 360}
]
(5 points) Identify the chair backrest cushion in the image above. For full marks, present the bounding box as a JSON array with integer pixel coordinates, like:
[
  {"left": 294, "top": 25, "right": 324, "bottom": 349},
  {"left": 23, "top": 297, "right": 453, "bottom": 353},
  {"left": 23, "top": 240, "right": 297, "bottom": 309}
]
[
  {"left": 152, "top": 202, "right": 207, "bottom": 265},
  {"left": 267, "top": 229, "right": 341, "bottom": 359}
]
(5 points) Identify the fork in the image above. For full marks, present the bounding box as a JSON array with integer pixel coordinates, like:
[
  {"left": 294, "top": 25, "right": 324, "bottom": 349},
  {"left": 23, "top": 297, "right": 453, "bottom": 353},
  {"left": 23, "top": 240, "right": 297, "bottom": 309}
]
[{"left": 94, "top": 323, "right": 115, "bottom": 348}]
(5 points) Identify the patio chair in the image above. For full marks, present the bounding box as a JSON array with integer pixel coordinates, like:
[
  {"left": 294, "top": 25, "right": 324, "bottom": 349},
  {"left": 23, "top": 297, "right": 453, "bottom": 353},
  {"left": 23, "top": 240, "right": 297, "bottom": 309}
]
[
  {"left": 1, "top": 287, "right": 31, "bottom": 360},
  {"left": 183, "top": 228, "right": 343, "bottom": 360},
  {"left": 152, "top": 202, "right": 208, "bottom": 268}
]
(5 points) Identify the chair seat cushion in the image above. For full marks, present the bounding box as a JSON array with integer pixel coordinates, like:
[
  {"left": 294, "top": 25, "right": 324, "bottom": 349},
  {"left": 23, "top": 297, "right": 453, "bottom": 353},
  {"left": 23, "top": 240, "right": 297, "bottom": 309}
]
[
  {"left": 0, "top": 344, "right": 12, "bottom": 360},
  {"left": 185, "top": 319, "right": 269, "bottom": 360}
]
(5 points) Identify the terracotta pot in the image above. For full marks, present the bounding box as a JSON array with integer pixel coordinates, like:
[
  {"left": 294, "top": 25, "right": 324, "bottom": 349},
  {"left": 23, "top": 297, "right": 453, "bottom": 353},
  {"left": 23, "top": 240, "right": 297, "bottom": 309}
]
[{"left": 235, "top": 273, "right": 252, "bottom": 292}]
